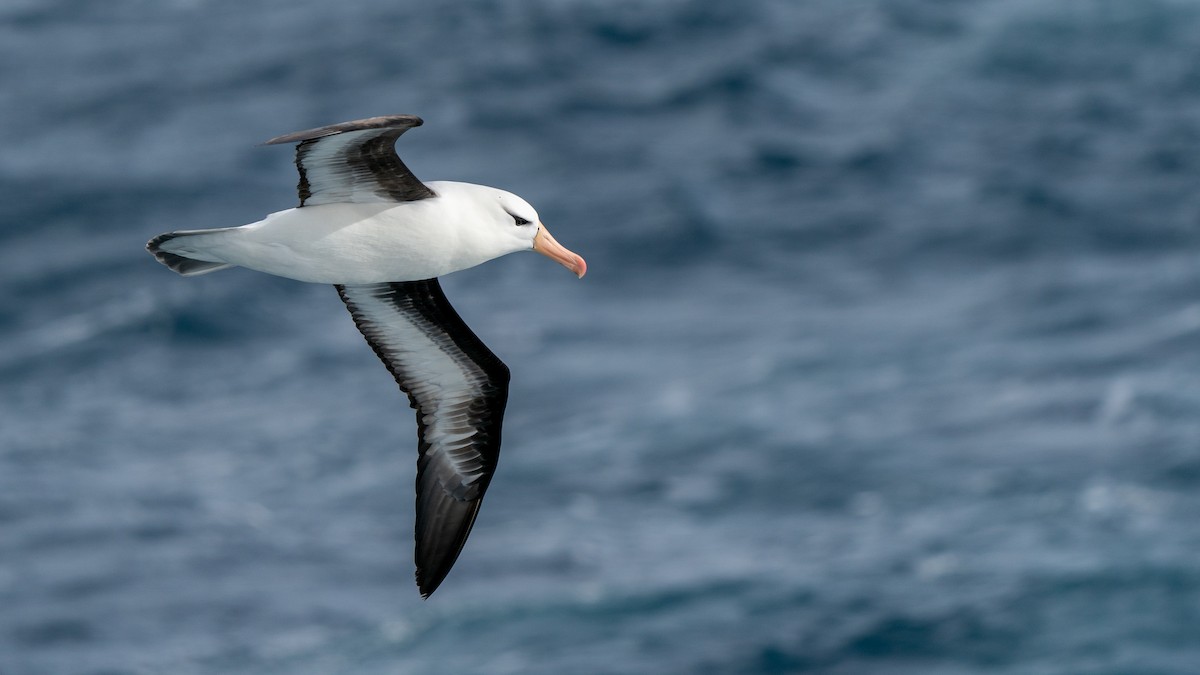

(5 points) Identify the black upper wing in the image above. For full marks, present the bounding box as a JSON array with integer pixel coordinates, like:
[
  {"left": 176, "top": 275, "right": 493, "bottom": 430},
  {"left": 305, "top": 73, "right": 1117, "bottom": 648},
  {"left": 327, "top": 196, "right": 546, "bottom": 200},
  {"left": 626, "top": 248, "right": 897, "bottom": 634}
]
[
  {"left": 335, "top": 280, "right": 510, "bottom": 597},
  {"left": 264, "top": 115, "right": 437, "bottom": 206}
]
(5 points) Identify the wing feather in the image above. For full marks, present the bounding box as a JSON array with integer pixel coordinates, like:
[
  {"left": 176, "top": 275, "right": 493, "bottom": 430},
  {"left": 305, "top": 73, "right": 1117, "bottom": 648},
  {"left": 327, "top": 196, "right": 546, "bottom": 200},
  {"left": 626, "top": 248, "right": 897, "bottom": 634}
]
[
  {"left": 335, "top": 280, "right": 509, "bottom": 597},
  {"left": 264, "top": 115, "right": 437, "bottom": 206}
]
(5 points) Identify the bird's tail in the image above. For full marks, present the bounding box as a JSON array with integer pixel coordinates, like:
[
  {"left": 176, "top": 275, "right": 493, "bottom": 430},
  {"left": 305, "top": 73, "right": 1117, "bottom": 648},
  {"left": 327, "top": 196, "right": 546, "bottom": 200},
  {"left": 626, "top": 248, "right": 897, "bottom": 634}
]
[{"left": 146, "top": 229, "right": 236, "bottom": 276}]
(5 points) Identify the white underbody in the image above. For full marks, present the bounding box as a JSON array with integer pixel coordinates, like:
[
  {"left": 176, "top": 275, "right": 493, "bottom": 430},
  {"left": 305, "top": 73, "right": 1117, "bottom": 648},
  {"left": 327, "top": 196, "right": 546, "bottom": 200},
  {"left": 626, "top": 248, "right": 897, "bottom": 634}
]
[{"left": 158, "top": 181, "right": 535, "bottom": 284}]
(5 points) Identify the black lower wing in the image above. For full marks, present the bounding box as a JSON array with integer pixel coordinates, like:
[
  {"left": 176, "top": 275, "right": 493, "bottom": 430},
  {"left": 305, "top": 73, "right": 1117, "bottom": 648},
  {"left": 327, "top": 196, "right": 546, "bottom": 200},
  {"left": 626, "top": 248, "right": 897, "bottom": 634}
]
[{"left": 335, "top": 279, "right": 510, "bottom": 597}]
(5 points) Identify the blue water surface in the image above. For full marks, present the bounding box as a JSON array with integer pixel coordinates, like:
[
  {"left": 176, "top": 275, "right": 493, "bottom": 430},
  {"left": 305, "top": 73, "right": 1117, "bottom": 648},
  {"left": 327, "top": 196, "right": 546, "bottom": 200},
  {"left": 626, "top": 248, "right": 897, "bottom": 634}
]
[{"left": 2, "top": 1, "right": 1199, "bottom": 673}]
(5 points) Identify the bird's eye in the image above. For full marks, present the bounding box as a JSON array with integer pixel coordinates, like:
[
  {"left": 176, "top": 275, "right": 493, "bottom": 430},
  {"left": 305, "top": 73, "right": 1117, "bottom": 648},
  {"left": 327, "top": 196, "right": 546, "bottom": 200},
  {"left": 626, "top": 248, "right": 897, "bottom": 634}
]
[{"left": 510, "top": 213, "right": 531, "bottom": 226}]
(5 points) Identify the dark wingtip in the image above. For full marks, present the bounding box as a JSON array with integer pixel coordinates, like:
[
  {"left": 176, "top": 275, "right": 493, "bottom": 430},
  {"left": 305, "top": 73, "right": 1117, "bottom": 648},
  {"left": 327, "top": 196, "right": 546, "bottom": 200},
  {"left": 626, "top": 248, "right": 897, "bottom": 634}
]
[
  {"left": 415, "top": 564, "right": 453, "bottom": 599},
  {"left": 415, "top": 542, "right": 460, "bottom": 598},
  {"left": 413, "top": 495, "right": 488, "bottom": 599},
  {"left": 261, "top": 114, "right": 425, "bottom": 146}
]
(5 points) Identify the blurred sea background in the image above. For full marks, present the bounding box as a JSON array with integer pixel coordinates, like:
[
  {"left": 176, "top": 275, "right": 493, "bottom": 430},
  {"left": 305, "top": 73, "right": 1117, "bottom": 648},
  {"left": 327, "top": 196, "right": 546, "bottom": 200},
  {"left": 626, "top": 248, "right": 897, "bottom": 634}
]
[{"left": 3, "top": 0, "right": 1200, "bottom": 673}]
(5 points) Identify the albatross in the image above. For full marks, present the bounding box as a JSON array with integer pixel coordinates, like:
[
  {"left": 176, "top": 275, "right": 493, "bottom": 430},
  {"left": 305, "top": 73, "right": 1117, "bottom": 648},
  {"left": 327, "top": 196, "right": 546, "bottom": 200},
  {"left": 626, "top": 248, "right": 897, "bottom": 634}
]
[{"left": 146, "top": 115, "right": 586, "bottom": 597}]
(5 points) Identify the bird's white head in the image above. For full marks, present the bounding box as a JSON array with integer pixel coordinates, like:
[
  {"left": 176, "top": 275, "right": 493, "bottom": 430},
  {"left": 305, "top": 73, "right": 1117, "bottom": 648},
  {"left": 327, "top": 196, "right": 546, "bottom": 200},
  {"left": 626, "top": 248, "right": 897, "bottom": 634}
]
[{"left": 475, "top": 186, "right": 587, "bottom": 278}]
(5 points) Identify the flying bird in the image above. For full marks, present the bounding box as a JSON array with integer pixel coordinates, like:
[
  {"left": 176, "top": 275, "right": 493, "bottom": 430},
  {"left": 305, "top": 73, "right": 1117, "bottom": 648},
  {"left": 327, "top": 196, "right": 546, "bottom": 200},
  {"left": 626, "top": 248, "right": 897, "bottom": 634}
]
[{"left": 147, "top": 115, "right": 586, "bottom": 597}]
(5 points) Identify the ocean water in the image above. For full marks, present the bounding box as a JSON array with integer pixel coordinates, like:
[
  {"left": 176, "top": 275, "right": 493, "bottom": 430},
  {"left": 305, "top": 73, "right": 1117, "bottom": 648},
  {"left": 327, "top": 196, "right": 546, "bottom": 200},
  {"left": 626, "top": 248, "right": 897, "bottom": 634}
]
[{"left": 3, "top": 0, "right": 1200, "bottom": 673}]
